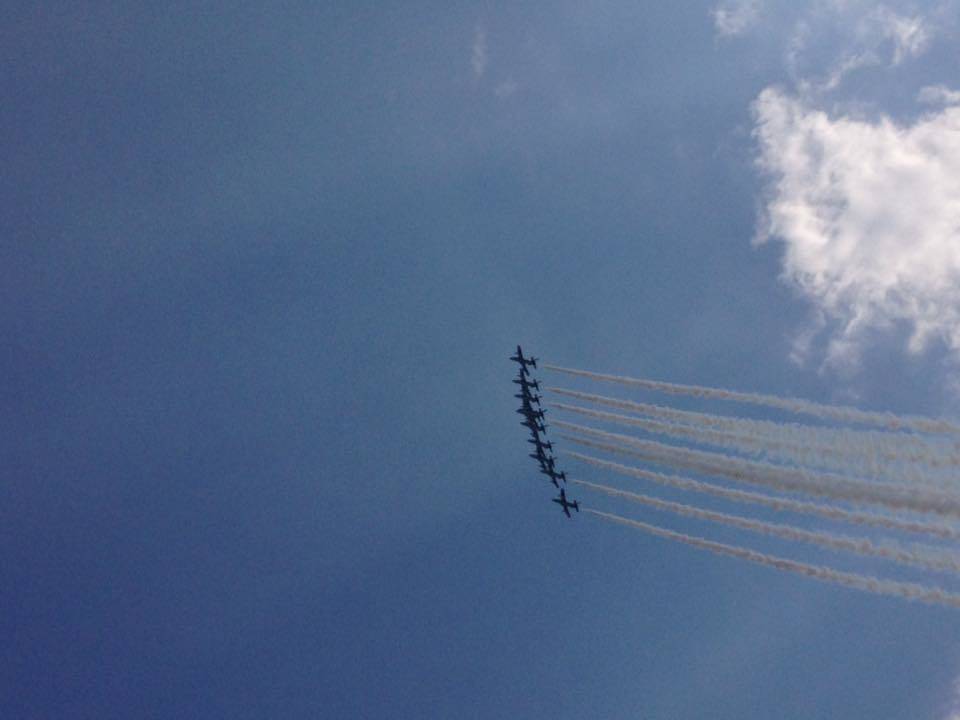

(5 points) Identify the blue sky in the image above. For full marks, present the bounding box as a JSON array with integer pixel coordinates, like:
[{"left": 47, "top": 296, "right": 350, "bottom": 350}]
[{"left": 5, "top": 2, "right": 960, "bottom": 718}]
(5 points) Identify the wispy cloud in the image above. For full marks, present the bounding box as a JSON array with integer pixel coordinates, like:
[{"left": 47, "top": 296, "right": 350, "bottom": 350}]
[
  {"left": 874, "top": 6, "right": 929, "bottom": 65},
  {"left": 919, "top": 85, "right": 960, "bottom": 106},
  {"left": 753, "top": 88, "right": 960, "bottom": 368},
  {"left": 715, "top": 2, "right": 935, "bottom": 90},
  {"left": 940, "top": 664, "right": 960, "bottom": 719},
  {"left": 794, "top": 5, "right": 930, "bottom": 92},
  {"left": 471, "top": 25, "right": 488, "bottom": 78},
  {"left": 712, "top": 0, "right": 762, "bottom": 38}
]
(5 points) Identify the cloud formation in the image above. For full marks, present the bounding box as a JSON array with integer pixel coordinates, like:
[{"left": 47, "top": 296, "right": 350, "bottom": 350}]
[
  {"left": 472, "top": 25, "right": 487, "bottom": 78},
  {"left": 943, "top": 670, "right": 960, "bottom": 720},
  {"left": 790, "top": 4, "right": 931, "bottom": 91},
  {"left": 874, "top": 6, "right": 930, "bottom": 64},
  {"left": 753, "top": 88, "right": 960, "bottom": 367},
  {"left": 919, "top": 85, "right": 960, "bottom": 106},
  {"left": 712, "top": 0, "right": 762, "bottom": 37},
  {"left": 712, "top": 2, "right": 937, "bottom": 90}
]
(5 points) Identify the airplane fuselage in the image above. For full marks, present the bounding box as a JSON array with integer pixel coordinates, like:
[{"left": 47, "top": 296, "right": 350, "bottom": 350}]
[
  {"left": 552, "top": 489, "right": 579, "bottom": 517},
  {"left": 540, "top": 466, "right": 565, "bottom": 480},
  {"left": 512, "top": 376, "right": 540, "bottom": 392},
  {"left": 521, "top": 419, "right": 547, "bottom": 434},
  {"left": 516, "top": 407, "right": 546, "bottom": 421},
  {"left": 510, "top": 345, "right": 538, "bottom": 371}
]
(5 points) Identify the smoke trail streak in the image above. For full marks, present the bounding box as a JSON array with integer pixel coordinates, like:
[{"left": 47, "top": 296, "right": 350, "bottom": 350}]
[
  {"left": 574, "top": 479, "right": 960, "bottom": 574},
  {"left": 548, "top": 387, "right": 960, "bottom": 474},
  {"left": 543, "top": 364, "right": 960, "bottom": 436},
  {"left": 585, "top": 509, "right": 960, "bottom": 609},
  {"left": 566, "top": 449, "right": 960, "bottom": 541},
  {"left": 550, "top": 401, "right": 958, "bottom": 486},
  {"left": 557, "top": 423, "right": 960, "bottom": 518},
  {"left": 553, "top": 401, "right": 838, "bottom": 471}
]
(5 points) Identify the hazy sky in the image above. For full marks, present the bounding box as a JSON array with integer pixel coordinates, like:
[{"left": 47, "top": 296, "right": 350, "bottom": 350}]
[{"left": 4, "top": 2, "right": 960, "bottom": 718}]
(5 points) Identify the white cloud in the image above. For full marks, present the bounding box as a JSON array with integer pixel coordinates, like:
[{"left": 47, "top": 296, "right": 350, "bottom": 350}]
[
  {"left": 471, "top": 25, "right": 487, "bottom": 78},
  {"left": 721, "top": 2, "right": 933, "bottom": 91},
  {"left": 919, "top": 85, "right": 960, "bottom": 106},
  {"left": 816, "top": 50, "right": 876, "bottom": 92},
  {"left": 870, "top": 6, "right": 929, "bottom": 65},
  {"left": 753, "top": 88, "right": 960, "bottom": 367},
  {"left": 712, "top": 0, "right": 762, "bottom": 37},
  {"left": 941, "top": 669, "right": 960, "bottom": 720},
  {"left": 803, "top": 5, "right": 929, "bottom": 91}
]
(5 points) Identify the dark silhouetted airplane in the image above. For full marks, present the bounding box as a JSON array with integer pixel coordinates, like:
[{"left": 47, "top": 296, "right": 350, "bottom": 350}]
[
  {"left": 512, "top": 375, "right": 541, "bottom": 392},
  {"left": 540, "top": 467, "right": 566, "bottom": 487},
  {"left": 529, "top": 447, "right": 554, "bottom": 468},
  {"left": 552, "top": 488, "right": 579, "bottom": 517},
  {"left": 527, "top": 437, "right": 553, "bottom": 452},
  {"left": 535, "top": 453, "right": 556, "bottom": 473},
  {"left": 521, "top": 417, "right": 547, "bottom": 435},
  {"left": 510, "top": 345, "right": 538, "bottom": 375},
  {"left": 516, "top": 406, "right": 546, "bottom": 422},
  {"left": 520, "top": 417, "right": 547, "bottom": 435}
]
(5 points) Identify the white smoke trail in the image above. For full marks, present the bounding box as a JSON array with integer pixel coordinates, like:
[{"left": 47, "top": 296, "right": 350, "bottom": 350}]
[
  {"left": 551, "top": 401, "right": 958, "bottom": 486},
  {"left": 566, "top": 449, "right": 960, "bottom": 541},
  {"left": 548, "top": 387, "right": 960, "bottom": 475},
  {"left": 553, "top": 401, "right": 834, "bottom": 469},
  {"left": 543, "top": 363, "right": 960, "bottom": 436},
  {"left": 585, "top": 508, "right": 960, "bottom": 609},
  {"left": 574, "top": 478, "right": 960, "bottom": 574},
  {"left": 557, "top": 422, "right": 960, "bottom": 518}
]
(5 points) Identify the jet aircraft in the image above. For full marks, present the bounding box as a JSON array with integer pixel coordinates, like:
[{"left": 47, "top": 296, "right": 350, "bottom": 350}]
[
  {"left": 521, "top": 417, "right": 547, "bottom": 434},
  {"left": 552, "top": 488, "right": 579, "bottom": 517},
  {"left": 510, "top": 345, "right": 569, "bottom": 498},
  {"left": 527, "top": 437, "right": 553, "bottom": 452},
  {"left": 509, "top": 345, "right": 538, "bottom": 375},
  {"left": 529, "top": 447, "right": 553, "bottom": 467},
  {"left": 534, "top": 453, "right": 556, "bottom": 473},
  {"left": 540, "top": 467, "right": 566, "bottom": 486},
  {"left": 516, "top": 406, "right": 547, "bottom": 422},
  {"left": 512, "top": 375, "right": 541, "bottom": 392},
  {"left": 517, "top": 392, "right": 542, "bottom": 409},
  {"left": 541, "top": 471, "right": 560, "bottom": 489}
]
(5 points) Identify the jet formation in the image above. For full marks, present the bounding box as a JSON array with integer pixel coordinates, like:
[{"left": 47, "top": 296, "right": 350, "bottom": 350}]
[{"left": 511, "top": 345, "right": 579, "bottom": 517}]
